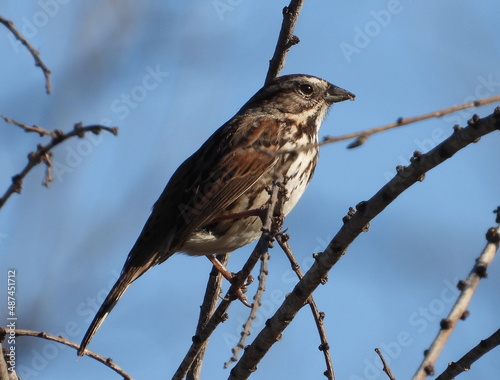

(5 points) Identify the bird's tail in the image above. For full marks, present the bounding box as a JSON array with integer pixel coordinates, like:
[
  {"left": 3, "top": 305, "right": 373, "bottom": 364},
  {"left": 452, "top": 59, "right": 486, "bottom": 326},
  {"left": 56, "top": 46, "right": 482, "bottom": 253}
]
[{"left": 77, "top": 269, "right": 138, "bottom": 356}]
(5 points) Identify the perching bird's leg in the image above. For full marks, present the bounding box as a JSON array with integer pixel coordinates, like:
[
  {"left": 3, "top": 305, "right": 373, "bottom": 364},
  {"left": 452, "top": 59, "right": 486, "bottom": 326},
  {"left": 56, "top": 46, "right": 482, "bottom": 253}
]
[{"left": 205, "top": 254, "right": 253, "bottom": 307}]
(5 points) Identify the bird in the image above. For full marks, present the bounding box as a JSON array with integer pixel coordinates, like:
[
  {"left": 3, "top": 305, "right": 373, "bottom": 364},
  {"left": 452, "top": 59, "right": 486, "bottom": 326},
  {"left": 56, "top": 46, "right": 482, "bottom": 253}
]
[{"left": 77, "top": 74, "right": 354, "bottom": 356}]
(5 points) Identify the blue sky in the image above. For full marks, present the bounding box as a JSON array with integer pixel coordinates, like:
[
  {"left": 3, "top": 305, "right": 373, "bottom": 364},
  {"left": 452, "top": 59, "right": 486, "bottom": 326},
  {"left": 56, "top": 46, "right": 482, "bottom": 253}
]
[{"left": 1, "top": 1, "right": 499, "bottom": 379}]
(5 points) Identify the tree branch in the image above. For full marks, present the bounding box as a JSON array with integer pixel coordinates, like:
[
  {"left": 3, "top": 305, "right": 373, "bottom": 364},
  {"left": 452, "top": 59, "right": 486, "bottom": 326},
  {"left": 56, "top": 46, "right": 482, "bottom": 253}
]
[
  {"left": 187, "top": 253, "right": 229, "bottom": 380},
  {"left": 412, "top": 223, "right": 500, "bottom": 379},
  {"left": 173, "top": 182, "right": 287, "bottom": 379},
  {"left": 276, "top": 233, "right": 335, "bottom": 380},
  {"left": 0, "top": 16, "right": 52, "bottom": 94},
  {"left": 229, "top": 109, "right": 500, "bottom": 380},
  {"left": 435, "top": 328, "right": 500, "bottom": 380},
  {"left": 224, "top": 252, "right": 270, "bottom": 369},
  {"left": 265, "top": 0, "right": 304, "bottom": 84},
  {"left": 0, "top": 327, "right": 132, "bottom": 379},
  {"left": 375, "top": 348, "right": 397, "bottom": 380},
  {"left": 0, "top": 119, "right": 118, "bottom": 209},
  {"left": 322, "top": 94, "right": 500, "bottom": 148}
]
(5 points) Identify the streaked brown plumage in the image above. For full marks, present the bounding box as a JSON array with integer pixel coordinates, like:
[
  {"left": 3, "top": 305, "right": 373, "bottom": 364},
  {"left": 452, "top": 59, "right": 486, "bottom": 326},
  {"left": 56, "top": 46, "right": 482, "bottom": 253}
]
[{"left": 78, "top": 74, "right": 354, "bottom": 356}]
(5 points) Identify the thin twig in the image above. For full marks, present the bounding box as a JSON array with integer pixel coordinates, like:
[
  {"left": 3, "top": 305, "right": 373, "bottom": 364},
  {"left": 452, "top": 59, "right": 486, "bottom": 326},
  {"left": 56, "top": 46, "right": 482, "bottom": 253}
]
[
  {"left": 173, "top": 182, "right": 286, "bottom": 379},
  {"left": 412, "top": 223, "right": 500, "bottom": 379},
  {"left": 375, "top": 348, "right": 397, "bottom": 380},
  {"left": 0, "top": 16, "right": 52, "bottom": 94},
  {"left": 276, "top": 233, "right": 335, "bottom": 380},
  {"left": 187, "top": 254, "right": 229, "bottom": 380},
  {"left": 0, "top": 120, "right": 118, "bottom": 208},
  {"left": 322, "top": 95, "right": 500, "bottom": 148},
  {"left": 1, "top": 115, "right": 55, "bottom": 137},
  {"left": 224, "top": 252, "right": 270, "bottom": 369},
  {"left": 229, "top": 109, "right": 500, "bottom": 380},
  {"left": 265, "top": 0, "right": 304, "bottom": 84},
  {"left": 0, "top": 327, "right": 132, "bottom": 379},
  {"left": 435, "top": 328, "right": 500, "bottom": 380}
]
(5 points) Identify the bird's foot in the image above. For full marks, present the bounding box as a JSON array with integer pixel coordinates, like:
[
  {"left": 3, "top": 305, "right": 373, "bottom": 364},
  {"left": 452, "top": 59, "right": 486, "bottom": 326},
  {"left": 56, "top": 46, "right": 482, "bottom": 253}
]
[{"left": 206, "top": 255, "right": 253, "bottom": 307}]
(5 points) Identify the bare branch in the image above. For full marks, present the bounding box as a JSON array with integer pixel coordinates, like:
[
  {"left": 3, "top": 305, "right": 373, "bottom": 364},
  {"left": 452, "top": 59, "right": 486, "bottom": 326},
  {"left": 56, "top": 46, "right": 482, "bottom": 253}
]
[
  {"left": 187, "top": 254, "right": 229, "bottom": 380},
  {"left": 0, "top": 120, "right": 118, "bottom": 208},
  {"left": 173, "top": 182, "right": 286, "bottom": 379},
  {"left": 412, "top": 223, "right": 500, "bottom": 379},
  {"left": 224, "top": 252, "right": 270, "bottom": 369},
  {"left": 1, "top": 115, "right": 54, "bottom": 137},
  {"left": 321, "top": 95, "right": 500, "bottom": 148},
  {"left": 265, "top": 0, "right": 304, "bottom": 84},
  {"left": 229, "top": 109, "right": 500, "bottom": 380},
  {"left": 0, "top": 16, "right": 52, "bottom": 94},
  {"left": 0, "top": 327, "right": 132, "bottom": 379},
  {"left": 375, "top": 348, "right": 397, "bottom": 380},
  {"left": 436, "top": 328, "right": 500, "bottom": 380},
  {"left": 276, "top": 233, "right": 335, "bottom": 380}
]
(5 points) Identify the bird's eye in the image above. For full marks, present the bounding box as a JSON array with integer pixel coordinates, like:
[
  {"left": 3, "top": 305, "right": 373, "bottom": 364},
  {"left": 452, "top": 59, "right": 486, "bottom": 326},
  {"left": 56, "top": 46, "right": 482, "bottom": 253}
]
[{"left": 299, "top": 84, "right": 314, "bottom": 95}]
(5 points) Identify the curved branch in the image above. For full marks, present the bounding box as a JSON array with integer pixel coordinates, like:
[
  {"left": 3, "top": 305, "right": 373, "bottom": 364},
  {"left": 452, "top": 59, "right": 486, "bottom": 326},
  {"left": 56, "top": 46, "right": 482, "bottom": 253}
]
[
  {"left": 0, "top": 120, "right": 118, "bottom": 209},
  {"left": 229, "top": 109, "right": 500, "bottom": 379},
  {"left": 0, "top": 16, "right": 52, "bottom": 94},
  {"left": 0, "top": 327, "right": 132, "bottom": 379},
  {"left": 412, "top": 224, "right": 500, "bottom": 379}
]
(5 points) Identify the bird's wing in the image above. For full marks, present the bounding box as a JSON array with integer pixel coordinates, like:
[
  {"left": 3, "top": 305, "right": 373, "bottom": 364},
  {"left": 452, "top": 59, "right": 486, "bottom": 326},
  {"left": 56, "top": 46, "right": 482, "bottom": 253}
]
[{"left": 126, "top": 116, "right": 282, "bottom": 269}]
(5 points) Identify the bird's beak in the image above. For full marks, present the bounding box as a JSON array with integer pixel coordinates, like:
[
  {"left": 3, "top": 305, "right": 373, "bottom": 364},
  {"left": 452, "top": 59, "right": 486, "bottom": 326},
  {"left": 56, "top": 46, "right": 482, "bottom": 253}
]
[{"left": 326, "top": 84, "right": 355, "bottom": 103}]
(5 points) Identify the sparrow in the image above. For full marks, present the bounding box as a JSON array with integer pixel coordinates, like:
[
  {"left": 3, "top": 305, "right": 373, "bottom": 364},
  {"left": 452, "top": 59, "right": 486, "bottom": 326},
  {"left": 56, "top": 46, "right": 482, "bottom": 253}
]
[{"left": 78, "top": 74, "right": 354, "bottom": 356}]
